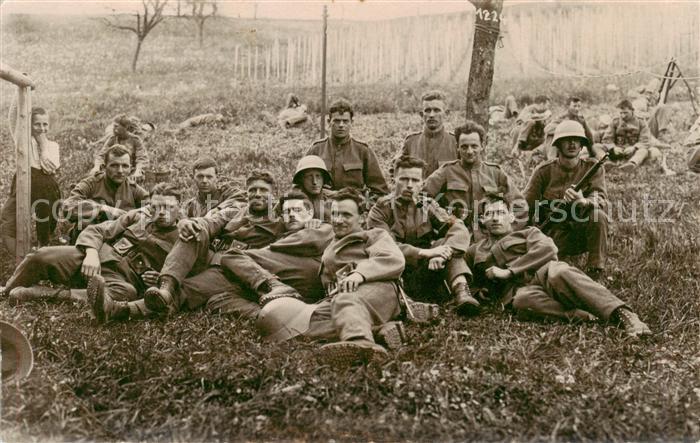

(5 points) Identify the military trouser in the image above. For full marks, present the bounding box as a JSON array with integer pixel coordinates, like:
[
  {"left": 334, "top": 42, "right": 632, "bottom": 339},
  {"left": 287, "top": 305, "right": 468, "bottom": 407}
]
[
  {"left": 688, "top": 145, "right": 700, "bottom": 173},
  {"left": 159, "top": 230, "right": 216, "bottom": 286},
  {"left": 178, "top": 265, "right": 260, "bottom": 318},
  {"left": 512, "top": 261, "right": 625, "bottom": 322},
  {"left": 302, "top": 281, "right": 401, "bottom": 344},
  {"left": 543, "top": 206, "right": 608, "bottom": 269},
  {"left": 402, "top": 256, "right": 470, "bottom": 304},
  {"left": 5, "top": 245, "right": 142, "bottom": 302}
]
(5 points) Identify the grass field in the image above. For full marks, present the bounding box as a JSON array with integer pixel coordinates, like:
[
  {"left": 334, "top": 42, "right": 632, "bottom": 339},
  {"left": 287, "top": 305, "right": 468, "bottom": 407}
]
[{"left": 1, "top": 13, "right": 699, "bottom": 442}]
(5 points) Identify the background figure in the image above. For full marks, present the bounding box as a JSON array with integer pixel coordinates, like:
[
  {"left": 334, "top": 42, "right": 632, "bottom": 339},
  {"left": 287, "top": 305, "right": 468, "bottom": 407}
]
[
  {"left": 277, "top": 93, "right": 309, "bottom": 129},
  {"left": 0, "top": 95, "right": 61, "bottom": 254},
  {"left": 90, "top": 114, "right": 150, "bottom": 183}
]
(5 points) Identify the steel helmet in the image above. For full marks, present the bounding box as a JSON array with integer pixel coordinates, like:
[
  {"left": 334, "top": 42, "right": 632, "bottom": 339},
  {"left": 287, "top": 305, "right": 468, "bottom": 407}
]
[
  {"left": 256, "top": 297, "right": 317, "bottom": 342},
  {"left": 552, "top": 120, "right": 590, "bottom": 148},
  {"left": 292, "top": 155, "right": 332, "bottom": 186},
  {"left": 1, "top": 321, "right": 34, "bottom": 382}
]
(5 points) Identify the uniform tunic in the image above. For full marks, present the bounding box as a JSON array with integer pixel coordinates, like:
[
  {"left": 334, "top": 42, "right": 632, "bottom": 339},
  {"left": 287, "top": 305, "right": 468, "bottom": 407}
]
[
  {"left": 400, "top": 128, "right": 458, "bottom": 178},
  {"left": 367, "top": 193, "right": 471, "bottom": 302},
  {"left": 524, "top": 158, "right": 608, "bottom": 269},
  {"left": 183, "top": 184, "right": 247, "bottom": 218},
  {"left": 307, "top": 136, "right": 389, "bottom": 198}
]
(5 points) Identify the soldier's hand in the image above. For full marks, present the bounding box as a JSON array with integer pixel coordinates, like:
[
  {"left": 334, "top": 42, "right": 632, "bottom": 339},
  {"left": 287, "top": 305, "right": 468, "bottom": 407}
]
[
  {"left": 611, "top": 146, "right": 624, "bottom": 157},
  {"left": 142, "top": 270, "right": 159, "bottom": 286},
  {"left": 563, "top": 187, "right": 586, "bottom": 205},
  {"left": 421, "top": 245, "right": 453, "bottom": 261},
  {"left": 485, "top": 266, "right": 513, "bottom": 280},
  {"left": 34, "top": 132, "right": 49, "bottom": 148},
  {"left": 623, "top": 146, "right": 636, "bottom": 157},
  {"left": 39, "top": 154, "right": 58, "bottom": 175},
  {"left": 178, "top": 218, "right": 203, "bottom": 241},
  {"left": 101, "top": 205, "right": 126, "bottom": 220},
  {"left": 304, "top": 219, "right": 323, "bottom": 229},
  {"left": 428, "top": 257, "right": 446, "bottom": 271},
  {"left": 81, "top": 249, "right": 101, "bottom": 279},
  {"left": 338, "top": 272, "right": 364, "bottom": 293}
]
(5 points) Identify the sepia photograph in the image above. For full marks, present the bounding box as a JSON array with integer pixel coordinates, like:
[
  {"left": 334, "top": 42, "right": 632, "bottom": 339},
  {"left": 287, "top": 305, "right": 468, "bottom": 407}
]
[{"left": 1, "top": 0, "right": 698, "bottom": 441}]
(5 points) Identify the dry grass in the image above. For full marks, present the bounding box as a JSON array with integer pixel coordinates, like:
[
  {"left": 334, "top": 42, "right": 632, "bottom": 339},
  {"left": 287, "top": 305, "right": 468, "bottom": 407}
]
[{"left": 1, "top": 13, "right": 699, "bottom": 442}]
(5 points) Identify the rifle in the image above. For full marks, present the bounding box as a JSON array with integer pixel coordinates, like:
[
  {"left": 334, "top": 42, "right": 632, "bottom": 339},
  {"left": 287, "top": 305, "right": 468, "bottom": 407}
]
[{"left": 539, "top": 154, "right": 608, "bottom": 231}]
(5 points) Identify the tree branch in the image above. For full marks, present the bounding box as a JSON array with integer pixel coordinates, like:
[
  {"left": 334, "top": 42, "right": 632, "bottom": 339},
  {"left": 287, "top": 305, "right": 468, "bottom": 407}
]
[{"left": 102, "top": 16, "right": 138, "bottom": 34}]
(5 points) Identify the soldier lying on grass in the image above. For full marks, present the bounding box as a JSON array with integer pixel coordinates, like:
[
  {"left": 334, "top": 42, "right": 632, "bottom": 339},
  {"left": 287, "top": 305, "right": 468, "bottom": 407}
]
[
  {"left": 1, "top": 184, "right": 181, "bottom": 317},
  {"left": 467, "top": 195, "right": 651, "bottom": 339}
]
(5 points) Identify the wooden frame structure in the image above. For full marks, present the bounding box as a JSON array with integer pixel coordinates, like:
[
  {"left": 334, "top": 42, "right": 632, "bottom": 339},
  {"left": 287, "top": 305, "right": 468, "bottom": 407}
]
[{"left": 0, "top": 64, "right": 35, "bottom": 261}]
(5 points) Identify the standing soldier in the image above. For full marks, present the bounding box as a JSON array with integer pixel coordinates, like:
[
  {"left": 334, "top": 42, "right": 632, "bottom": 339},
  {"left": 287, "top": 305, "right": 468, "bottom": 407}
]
[
  {"left": 289, "top": 155, "right": 333, "bottom": 221},
  {"left": 307, "top": 98, "right": 389, "bottom": 202},
  {"left": 423, "top": 120, "right": 527, "bottom": 235},
  {"left": 468, "top": 195, "right": 650, "bottom": 339},
  {"left": 62, "top": 145, "right": 149, "bottom": 240},
  {"left": 399, "top": 90, "right": 458, "bottom": 178},
  {"left": 183, "top": 156, "right": 246, "bottom": 218},
  {"left": 524, "top": 121, "right": 608, "bottom": 278},
  {"left": 2, "top": 184, "right": 181, "bottom": 317},
  {"left": 367, "top": 155, "right": 479, "bottom": 315},
  {"left": 592, "top": 99, "right": 670, "bottom": 174},
  {"left": 0, "top": 95, "right": 61, "bottom": 254}
]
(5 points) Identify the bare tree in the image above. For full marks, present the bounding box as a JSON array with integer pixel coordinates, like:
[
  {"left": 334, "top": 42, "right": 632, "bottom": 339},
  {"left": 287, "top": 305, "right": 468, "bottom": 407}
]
[
  {"left": 187, "top": 0, "right": 218, "bottom": 48},
  {"left": 465, "top": 0, "right": 503, "bottom": 131},
  {"left": 103, "top": 0, "right": 169, "bottom": 72}
]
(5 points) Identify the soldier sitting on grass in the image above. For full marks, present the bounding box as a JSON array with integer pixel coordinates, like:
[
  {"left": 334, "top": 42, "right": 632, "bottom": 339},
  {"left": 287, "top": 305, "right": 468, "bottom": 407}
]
[
  {"left": 183, "top": 156, "right": 246, "bottom": 218},
  {"left": 467, "top": 195, "right": 651, "bottom": 339}
]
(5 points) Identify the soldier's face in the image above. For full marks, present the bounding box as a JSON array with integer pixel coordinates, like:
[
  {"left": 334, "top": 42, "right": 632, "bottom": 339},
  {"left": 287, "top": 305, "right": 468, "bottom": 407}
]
[
  {"left": 619, "top": 108, "right": 633, "bottom": 120},
  {"left": 329, "top": 112, "right": 352, "bottom": 139},
  {"left": 194, "top": 167, "right": 217, "bottom": 195},
  {"left": 557, "top": 137, "right": 583, "bottom": 159},
  {"left": 481, "top": 200, "right": 514, "bottom": 237},
  {"left": 458, "top": 132, "right": 483, "bottom": 166},
  {"left": 150, "top": 194, "right": 180, "bottom": 228},
  {"left": 105, "top": 153, "right": 132, "bottom": 184},
  {"left": 113, "top": 122, "right": 128, "bottom": 137},
  {"left": 331, "top": 199, "right": 362, "bottom": 238},
  {"left": 301, "top": 169, "right": 325, "bottom": 196},
  {"left": 247, "top": 179, "right": 273, "bottom": 213},
  {"left": 568, "top": 100, "right": 582, "bottom": 116},
  {"left": 421, "top": 99, "right": 447, "bottom": 131},
  {"left": 282, "top": 199, "right": 314, "bottom": 231},
  {"left": 31, "top": 114, "right": 49, "bottom": 138},
  {"left": 394, "top": 167, "right": 423, "bottom": 201}
]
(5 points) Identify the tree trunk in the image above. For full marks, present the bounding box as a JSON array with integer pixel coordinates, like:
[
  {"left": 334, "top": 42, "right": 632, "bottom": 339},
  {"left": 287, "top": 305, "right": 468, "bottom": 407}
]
[
  {"left": 198, "top": 20, "right": 204, "bottom": 48},
  {"left": 465, "top": 0, "right": 503, "bottom": 131},
  {"left": 132, "top": 37, "right": 144, "bottom": 72}
]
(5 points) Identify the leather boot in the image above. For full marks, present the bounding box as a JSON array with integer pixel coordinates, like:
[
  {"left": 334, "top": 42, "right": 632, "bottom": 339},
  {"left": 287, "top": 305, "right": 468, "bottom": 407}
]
[
  {"left": 144, "top": 275, "right": 178, "bottom": 314},
  {"left": 613, "top": 307, "right": 651, "bottom": 339},
  {"left": 89, "top": 276, "right": 129, "bottom": 323},
  {"left": 453, "top": 282, "right": 480, "bottom": 316},
  {"left": 9, "top": 285, "right": 72, "bottom": 305}
]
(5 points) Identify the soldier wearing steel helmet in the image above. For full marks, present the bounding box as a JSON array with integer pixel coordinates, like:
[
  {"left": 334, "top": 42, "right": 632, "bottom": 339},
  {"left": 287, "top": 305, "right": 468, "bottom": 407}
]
[
  {"left": 289, "top": 155, "right": 334, "bottom": 221},
  {"left": 524, "top": 120, "right": 609, "bottom": 278}
]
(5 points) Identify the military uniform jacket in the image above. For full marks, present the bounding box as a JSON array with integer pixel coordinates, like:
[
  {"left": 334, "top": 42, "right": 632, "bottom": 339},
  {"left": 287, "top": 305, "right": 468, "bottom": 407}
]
[
  {"left": 524, "top": 158, "right": 608, "bottom": 224},
  {"left": 307, "top": 136, "right": 389, "bottom": 198},
  {"left": 422, "top": 159, "right": 527, "bottom": 225},
  {"left": 320, "top": 228, "right": 405, "bottom": 288},
  {"left": 367, "top": 193, "right": 470, "bottom": 267},
  {"left": 75, "top": 208, "right": 179, "bottom": 272},
  {"left": 183, "top": 184, "right": 247, "bottom": 218},
  {"left": 401, "top": 128, "right": 458, "bottom": 178},
  {"left": 200, "top": 205, "right": 285, "bottom": 252},
  {"left": 602, "top": 116, "right": 650, "bottom": 149},
  {"left": 466, "top": 227, "right": 558, "bottom": 304},
  {"left": 63, "top": 172, "right": 149, "bottom": 227},
  {"left": 267, "top": 223, "right": 334, "bottom": 257}
]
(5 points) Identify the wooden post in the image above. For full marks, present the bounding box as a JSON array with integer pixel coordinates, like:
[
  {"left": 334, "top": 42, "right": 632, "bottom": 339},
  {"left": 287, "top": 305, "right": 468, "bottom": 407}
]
[
  {"left": 321, "top": 5, "right": 328, "bottom": 138},
  {"left": 0, "top": 65, "right": 35, "bottom": 261}
]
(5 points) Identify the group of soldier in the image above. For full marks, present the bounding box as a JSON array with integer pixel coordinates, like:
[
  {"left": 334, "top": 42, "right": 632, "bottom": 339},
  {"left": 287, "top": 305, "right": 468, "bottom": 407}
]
[{"left": 7, "top": 86, "right": 696, "bottom": 367}]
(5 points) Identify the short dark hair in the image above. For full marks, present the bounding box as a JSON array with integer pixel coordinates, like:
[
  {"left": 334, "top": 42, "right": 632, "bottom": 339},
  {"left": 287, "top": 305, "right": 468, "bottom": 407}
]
[
  {"left": 617, "top": 99, "right": 634, "bottom": 110},
  {"left": 246, "top": 170, "right": 275, "bottom": 188},
  {"left": 421, "top": 90, "right": 447, "bottom": 103},
  {"left": 150, "top": 183, "right": 182, "bottom": 201},
  {"left": 535, "top": 95, "right": 549, "bottom": 104},
  {"left": 278, "top": 190, "right": 313, "bottom": 211},
  {"left": 31, "top": 107, "right": 48, "bottom": 120},
  {"left": 112, "top": 113, "right": 131, "bottom": 127},
  {"left": 478, "top": 192, "right": 509, "bottom": 219},
  {"left": 394, "top": 155, "right": 426, "bottom": 173},
  {"left": 330, "top": 187, "right": 366, "bottom": 214},
  {"left": 103, "top": 144, "right": 132, "bottom": 164},
  {"left": 454, "top": 120, "right": 486, "bottom": 145},
  {"left": 192, "top": 156, "right": 218, "bottom": 174},
  {"left": 328, "top": 98, "right": 354, "bottom": 119},
  {"left": 567, "top": 96, "right": 582, "bottom": 105}
]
